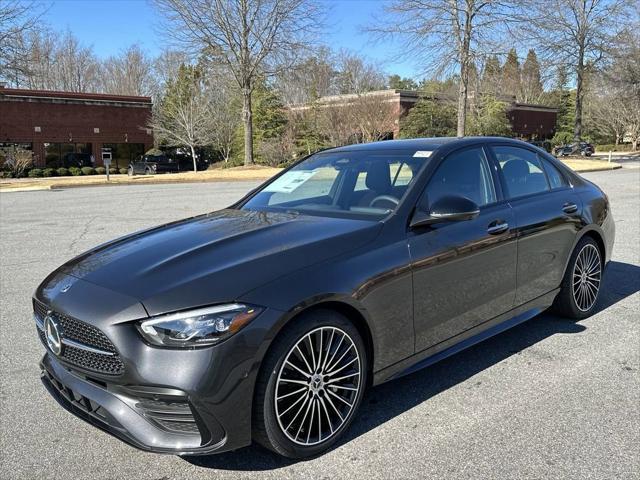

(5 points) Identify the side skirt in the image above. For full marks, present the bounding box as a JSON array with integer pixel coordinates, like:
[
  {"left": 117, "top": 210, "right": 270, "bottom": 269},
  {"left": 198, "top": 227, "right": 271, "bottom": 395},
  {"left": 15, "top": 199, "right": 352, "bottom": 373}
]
[{"left": 373, "top": 288, "right": 560, "bottom": 385}]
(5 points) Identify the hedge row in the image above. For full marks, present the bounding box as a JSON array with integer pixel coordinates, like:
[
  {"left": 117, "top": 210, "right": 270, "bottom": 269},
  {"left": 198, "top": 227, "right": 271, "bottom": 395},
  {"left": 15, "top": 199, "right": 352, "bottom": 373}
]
[
  {"left": 594, "top": 144, "right": 634, "bottom": 152},
  {"left": 6, "top": 167, "right": 129, "bottom": 178}
]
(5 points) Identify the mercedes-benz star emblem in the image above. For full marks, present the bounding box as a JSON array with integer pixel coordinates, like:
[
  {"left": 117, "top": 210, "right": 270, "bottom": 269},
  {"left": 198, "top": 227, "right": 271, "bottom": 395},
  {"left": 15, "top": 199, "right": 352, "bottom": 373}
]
[{"left": 44, "top": 313, "right": 63, "bottom": 356}]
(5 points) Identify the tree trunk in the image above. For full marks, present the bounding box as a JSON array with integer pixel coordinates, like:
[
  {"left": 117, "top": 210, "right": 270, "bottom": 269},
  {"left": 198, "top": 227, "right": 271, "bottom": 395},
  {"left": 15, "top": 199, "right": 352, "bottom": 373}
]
[
  {"left": 573, "top": 46, "right": 585, "bottom": 142},
  {"left": 190, "top": 145, "right": 197, "bottom": 172},
  {"left": 456, "top": 8, "right": 472, "bottom": 138},
  {"left": 242, "top": 88, "right": 254, "bottom": 165},
  {"left": 457, "top": 70, "right": 468, "bottom": 137}
]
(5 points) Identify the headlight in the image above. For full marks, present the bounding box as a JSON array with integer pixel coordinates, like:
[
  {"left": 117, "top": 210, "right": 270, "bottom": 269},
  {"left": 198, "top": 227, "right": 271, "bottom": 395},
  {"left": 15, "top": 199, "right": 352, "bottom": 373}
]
[{"left": 137, "top": 303, "right": 262, "bottom": 348}]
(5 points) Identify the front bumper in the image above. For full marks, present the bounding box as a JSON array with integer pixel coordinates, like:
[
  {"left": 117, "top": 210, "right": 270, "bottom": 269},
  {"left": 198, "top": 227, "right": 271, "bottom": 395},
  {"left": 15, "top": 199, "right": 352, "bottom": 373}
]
[
  {"left": 41, "top": 354, "right": 224, "bottom": 455},
  {"left": 37, "top": 305, "right": 286, "bottom": 455}
]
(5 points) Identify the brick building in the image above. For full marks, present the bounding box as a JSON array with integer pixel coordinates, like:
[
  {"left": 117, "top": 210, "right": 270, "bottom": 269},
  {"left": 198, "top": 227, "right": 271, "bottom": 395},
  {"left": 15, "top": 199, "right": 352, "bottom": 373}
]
[
  {"left": 292, "top": 89, "right": 558, "bottom": 140},
  {"left": 0, "top": 85, "right": 153, "bottom": 169}
]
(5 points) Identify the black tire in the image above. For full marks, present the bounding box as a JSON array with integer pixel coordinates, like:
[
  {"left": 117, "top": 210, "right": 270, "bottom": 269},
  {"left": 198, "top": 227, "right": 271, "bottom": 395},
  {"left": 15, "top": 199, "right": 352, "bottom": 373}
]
[
  {"left": 552, "top": 236, "right": 603, "bottom": 319},
  {"left": 253, "top": 309, "right": 368, "bottom": 459},
  {"left": 145, "top": 167, "right": 154, "bottom": 175}
]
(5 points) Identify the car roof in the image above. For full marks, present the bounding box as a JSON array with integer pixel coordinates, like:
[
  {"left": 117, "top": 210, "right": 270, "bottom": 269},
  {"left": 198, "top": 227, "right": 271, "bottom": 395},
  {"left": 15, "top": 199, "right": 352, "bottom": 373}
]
[{"left": 327, "top": 136, "right": 534, "bottom": 154}]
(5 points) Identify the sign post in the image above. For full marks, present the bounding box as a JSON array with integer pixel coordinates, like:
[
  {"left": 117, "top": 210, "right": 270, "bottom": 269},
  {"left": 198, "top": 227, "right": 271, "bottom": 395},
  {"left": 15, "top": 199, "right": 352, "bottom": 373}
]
[{"left": 102, "top": 149, "right": 112, "bottom": 181}]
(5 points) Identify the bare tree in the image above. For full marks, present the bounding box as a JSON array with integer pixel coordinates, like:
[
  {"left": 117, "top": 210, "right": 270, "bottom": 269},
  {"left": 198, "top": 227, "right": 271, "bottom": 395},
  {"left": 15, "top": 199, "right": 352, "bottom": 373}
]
[
  {"left": 153, "top": 0, "right": 321, "bottom": 166},
  {"left": 523, "top": 0, "right": 630, "bottom": 141},
  {"left": 335, "top": 50, "right": 386, "bottom": 94},
  {"left": 102, "top": 45, "right": 156, "bottom": 96},
  {"left": 347, "top": 92, "right": 398, "bottom": 142},
  {"left": 149, "top": 68, "right": 213, "bottom": 172},
  {"left": 0, "top": 0, "right": 43, "bottom": 85},
  {"left": 204, "top": 73, "right": 241, "bottom": 163},
  {"left": 274, "top": 46, "right": 335, "bottom": 105},
  {"left": 370, "top": 1, "right": 518, "bottom": 136},
  {"left": 52, "top": 31, "right": 100, "bottom": 92}
]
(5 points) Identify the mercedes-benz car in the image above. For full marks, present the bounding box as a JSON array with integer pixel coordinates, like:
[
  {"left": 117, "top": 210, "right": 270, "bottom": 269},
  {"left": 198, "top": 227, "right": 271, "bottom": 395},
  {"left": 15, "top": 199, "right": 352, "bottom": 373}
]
[{"left": 35, "top": 137, "right": 614, "bottom": 459}]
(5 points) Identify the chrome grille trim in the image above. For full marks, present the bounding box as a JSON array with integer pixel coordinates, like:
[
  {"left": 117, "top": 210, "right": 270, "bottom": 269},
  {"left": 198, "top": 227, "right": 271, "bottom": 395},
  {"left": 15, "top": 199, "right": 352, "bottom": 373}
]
[{"left": 35, "top": 314, "right": 115, "bottom": 356}]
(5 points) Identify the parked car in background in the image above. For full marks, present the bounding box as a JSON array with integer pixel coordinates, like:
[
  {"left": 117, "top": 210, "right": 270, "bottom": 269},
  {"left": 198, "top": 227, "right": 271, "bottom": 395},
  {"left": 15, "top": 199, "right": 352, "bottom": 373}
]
[
  {"left": 34, "top": 137, "right": 614, "bottom": 459},
  {"left": 62, "top": 153, "right": 93, "bottom": 168},
  {"left": 555, "top": 142, "right": 594, "bottom": 157},
  {"left": 128, "top": 153, "right": 209, "bottom": 175},
  {"left": 128, "top": 154, "right": 182, "bottom": 175}
]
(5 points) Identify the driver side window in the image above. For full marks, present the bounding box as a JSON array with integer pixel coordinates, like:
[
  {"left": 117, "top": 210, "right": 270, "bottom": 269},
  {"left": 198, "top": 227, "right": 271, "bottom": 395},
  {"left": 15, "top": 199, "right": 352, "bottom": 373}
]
[{"left": 426, "top": 147, "right": 496, "bottom": 207}]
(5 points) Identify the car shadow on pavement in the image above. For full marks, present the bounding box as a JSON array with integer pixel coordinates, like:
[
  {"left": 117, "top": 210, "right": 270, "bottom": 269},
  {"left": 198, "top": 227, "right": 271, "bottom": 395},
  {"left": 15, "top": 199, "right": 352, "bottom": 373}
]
[{"left": 185, "top": 260, "right": 639, "bottom": 471}]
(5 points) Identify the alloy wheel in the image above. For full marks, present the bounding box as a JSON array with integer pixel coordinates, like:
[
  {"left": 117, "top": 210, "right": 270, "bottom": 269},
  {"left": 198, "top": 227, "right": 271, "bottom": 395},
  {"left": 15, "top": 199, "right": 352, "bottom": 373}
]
[
  {"left": 572, "top": 243, "right": 601, "bottom": 312},
  {"left": 274, "top": 326, "right": 362, "bottom": 446}
]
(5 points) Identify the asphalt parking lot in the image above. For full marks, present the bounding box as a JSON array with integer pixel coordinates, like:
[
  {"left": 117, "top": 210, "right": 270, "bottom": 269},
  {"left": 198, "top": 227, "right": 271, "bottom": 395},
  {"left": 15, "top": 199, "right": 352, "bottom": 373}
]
[{"left": 1, "top": 168, "right": 638, "bottom": 479}]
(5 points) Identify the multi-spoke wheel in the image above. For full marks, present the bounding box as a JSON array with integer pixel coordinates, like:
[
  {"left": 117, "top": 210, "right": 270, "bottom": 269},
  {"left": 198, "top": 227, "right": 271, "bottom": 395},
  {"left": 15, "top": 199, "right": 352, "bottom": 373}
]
[
  {"left": 553, "top": 236, "right": 603, "bottom": 319},
  {"left": 253, "top": 310, "right": 367, "bottom": 458},
  {"left": 572, "top": 243, "right": 601, "bottom": 312}
]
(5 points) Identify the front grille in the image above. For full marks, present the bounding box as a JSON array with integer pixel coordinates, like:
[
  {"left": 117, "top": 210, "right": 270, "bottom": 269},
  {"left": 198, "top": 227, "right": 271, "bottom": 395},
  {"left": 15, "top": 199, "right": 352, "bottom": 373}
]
[{"left": 34, "top": 299, "right": 125, "bottom": 375}]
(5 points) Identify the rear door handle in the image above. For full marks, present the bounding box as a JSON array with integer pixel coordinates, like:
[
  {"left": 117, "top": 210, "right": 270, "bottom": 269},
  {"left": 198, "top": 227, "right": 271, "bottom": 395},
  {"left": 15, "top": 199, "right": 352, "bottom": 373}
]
[
  {"left": 487, "top": 220, "right": 509, "bottom": 235},
  {"left": 562, "top": 202, "right": 578, "bottom": 214}
]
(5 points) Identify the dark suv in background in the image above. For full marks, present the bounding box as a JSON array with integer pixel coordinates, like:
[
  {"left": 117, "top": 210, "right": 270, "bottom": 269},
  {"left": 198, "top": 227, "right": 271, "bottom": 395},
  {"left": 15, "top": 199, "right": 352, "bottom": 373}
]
[
  {"left": 554, "top": 142, "right": 594, "bottom": 157},
  {"left": 128, "top": 153, "right": 209, "bottom": 175}
]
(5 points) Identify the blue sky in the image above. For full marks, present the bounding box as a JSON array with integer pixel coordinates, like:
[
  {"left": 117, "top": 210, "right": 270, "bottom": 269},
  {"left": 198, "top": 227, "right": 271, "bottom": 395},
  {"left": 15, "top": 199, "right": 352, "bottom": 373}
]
[{"left": 39, "top": 0, "right": 419, "bottom": 78}]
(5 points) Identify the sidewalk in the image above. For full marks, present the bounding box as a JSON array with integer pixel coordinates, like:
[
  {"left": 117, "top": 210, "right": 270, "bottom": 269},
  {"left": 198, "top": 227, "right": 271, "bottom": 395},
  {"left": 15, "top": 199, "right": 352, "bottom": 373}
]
[{"left": 0, "top": 165, "right": 283, "bottom": 192}]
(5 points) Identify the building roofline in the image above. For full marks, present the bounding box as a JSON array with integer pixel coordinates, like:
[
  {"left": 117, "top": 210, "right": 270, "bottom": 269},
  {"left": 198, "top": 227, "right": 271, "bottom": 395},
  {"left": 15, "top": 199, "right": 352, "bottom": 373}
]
[{"left": 0, "top": 86, "right": 152, "bottom": 104}]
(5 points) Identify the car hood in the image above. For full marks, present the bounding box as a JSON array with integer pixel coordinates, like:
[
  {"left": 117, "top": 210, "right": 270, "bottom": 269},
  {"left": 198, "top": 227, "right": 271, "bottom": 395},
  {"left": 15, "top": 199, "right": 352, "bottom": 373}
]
[{"left": 55, "top": 209, "right": 382, "bottom": 316}]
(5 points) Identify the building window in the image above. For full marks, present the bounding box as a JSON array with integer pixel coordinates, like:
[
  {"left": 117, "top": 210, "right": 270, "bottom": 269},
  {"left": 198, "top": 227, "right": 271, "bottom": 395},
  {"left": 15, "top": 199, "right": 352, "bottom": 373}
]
[
  {"left": 44, "top": 143, "right": 92, "bottom": 168},
  {"left": 102, "top": 143, "right": 145, "bottom": 169}
]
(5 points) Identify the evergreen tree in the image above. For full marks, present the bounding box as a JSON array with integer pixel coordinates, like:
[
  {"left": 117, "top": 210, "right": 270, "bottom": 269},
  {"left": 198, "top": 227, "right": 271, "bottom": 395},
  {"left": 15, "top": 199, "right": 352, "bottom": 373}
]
[
  {"left": 481, "top": 55, "right": 502, "bottom": 96},
  {"left": 388, "top": 74, "right": 418, "bottom": 90},
  {"left": 502, "top": 48, "right": 521, "bottom": 99},
  {"left": 466, "top": 96, "right": 512, "bottom": 136},
  {"left": 520, "top": 49, "right": 544, "bottom": 103},
  {"left": 399, "top": 98, "right": 457, "bottom": 138},
  {"left": 547, "top": 66, "right": 575, "bottom": 143}
]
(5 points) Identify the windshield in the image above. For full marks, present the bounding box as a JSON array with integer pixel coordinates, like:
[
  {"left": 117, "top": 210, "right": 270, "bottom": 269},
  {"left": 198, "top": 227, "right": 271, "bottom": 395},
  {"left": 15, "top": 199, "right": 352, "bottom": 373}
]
[{"left": 241, "top": 149, "right": 432, "bottom": 220}]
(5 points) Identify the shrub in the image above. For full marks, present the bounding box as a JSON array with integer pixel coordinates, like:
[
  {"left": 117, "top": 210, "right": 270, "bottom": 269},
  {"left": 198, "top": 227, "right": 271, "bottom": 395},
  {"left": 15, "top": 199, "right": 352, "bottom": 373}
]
[
  {"left": 28, "top": 168, "right": 43, "bottom": 178},
  {"left": 95, "top": 167, "right": 106, "bottom": 175},
  {"left": 109, "top": 167, "right": 118, "bottom": 175},
  {"left": 119, "top": 168, "right": 128, "bottom": 175},
  {"left": 42, "top": 168, "right": 57, "bottom": 177},
  {"left": 56, "top": 167, "right": 69, "bottom": 177},
  {"left": 595, "top": 143, "right": 633, "bottom": 152},
  {"left": 552, "top": 131, "right": 574, "bottom": 146},
  {"left": 0, "top": 170, "right": 13, "bottom": 178},
  {"left": 3, "top": 148, "right": 33, "bottom": 177},
  {"left": 81, "top": 166, "right": 96, "bottom": 175},
  {"left": 69, "top": 167, "right": 82, "bottom": 176}
]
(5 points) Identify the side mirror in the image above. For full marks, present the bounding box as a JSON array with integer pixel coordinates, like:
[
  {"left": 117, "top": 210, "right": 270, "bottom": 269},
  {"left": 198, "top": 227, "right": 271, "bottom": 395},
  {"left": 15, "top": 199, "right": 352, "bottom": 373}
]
[{"left": 410, "top": 195, "right": 480, "bottom": 228}]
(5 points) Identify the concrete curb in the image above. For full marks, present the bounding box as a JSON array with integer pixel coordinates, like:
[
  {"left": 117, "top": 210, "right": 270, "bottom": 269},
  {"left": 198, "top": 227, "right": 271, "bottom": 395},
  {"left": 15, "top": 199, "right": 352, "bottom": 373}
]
[{"left": 0, "top": 185, "right": 52, "bottom": 193}]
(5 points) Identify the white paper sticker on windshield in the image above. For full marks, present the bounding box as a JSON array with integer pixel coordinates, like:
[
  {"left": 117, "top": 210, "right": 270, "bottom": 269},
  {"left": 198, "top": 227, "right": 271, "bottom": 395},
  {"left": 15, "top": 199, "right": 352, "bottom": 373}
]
[
  {"left": 263, "top": 170, "right": 317, "bottom": 193},
  {"left": 413, "top": 150, "right": 433, "bottom": 158}
]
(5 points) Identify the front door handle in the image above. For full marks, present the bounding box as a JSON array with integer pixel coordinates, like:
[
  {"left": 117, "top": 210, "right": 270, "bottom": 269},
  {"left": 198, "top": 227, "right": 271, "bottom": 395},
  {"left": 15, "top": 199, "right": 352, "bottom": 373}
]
[
  {"left": 487, "top": 220, "right": 509, "bottom": 235},
  {"left": 562, "top": 202, "right": 578, "bottom": 214}
]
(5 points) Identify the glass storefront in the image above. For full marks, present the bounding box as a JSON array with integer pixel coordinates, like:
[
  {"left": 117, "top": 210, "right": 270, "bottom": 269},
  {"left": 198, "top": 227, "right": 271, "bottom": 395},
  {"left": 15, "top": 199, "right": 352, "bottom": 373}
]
[
  {"left": 102, "top": 143, "right": 145, "bottom": 169},
  {"left": 44, "top": 143, "right": 92, "bottom": 168}
]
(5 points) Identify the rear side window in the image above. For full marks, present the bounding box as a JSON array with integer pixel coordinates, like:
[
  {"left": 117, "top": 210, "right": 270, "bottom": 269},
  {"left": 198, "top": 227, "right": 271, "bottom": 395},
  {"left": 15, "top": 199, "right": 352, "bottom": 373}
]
[
  {"left": 426, "top": 147, "right": 496, "bottom": 207},
  {"left": 493, "top": 146, "right": 550, "bottom": 199},
  {"left": 540, "top": 157, "right": 568, "bottom": 189}
]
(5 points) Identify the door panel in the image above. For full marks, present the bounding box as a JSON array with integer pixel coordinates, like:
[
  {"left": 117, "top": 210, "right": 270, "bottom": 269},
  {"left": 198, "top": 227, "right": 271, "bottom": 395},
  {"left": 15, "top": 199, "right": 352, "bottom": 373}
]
[
  {"left": 409, "top": 145, "right": 517, "bottom": 352},
  {"left": 491, "top": 145, "right": 582, "bottom": 304},
  {"left": 409, "top": 205, "right": 517, "bottom": 351},
  {"left": 510, "top": 190, "right": 582, "bottom": 304}
]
